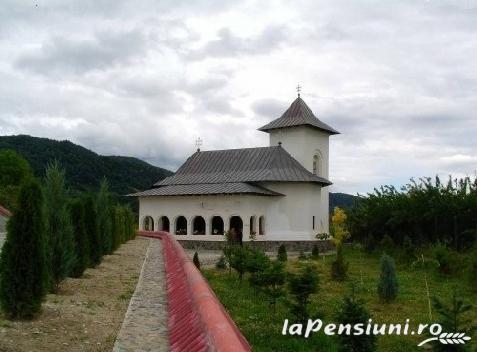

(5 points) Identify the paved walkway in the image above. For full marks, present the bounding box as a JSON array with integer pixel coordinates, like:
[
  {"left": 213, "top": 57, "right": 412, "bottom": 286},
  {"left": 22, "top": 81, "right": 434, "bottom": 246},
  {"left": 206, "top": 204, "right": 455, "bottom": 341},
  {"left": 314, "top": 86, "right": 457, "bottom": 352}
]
[{"left": 114, "top": 238, "right": 169, "bottom": 352}]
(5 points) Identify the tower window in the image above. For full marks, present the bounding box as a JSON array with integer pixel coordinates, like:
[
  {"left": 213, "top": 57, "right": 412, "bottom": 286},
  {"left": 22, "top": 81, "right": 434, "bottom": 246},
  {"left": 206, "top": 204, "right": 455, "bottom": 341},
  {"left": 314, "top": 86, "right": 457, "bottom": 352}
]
[
  {"left": 313, "top": 154, "right": 319, "bottom": 175},
  {"left": 313, "top": 216, "right": 315, "bottom": 230}
]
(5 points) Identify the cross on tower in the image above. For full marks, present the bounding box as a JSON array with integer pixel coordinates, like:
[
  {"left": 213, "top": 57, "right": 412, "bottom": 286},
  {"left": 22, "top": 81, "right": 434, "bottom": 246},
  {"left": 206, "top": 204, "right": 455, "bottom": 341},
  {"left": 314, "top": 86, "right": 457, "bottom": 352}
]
[
  {"left": 195, "top": 137, "right": 203, "bottom": 152},
  {"left": 296, "top": 84, "right": 302, "bottom": 97}
]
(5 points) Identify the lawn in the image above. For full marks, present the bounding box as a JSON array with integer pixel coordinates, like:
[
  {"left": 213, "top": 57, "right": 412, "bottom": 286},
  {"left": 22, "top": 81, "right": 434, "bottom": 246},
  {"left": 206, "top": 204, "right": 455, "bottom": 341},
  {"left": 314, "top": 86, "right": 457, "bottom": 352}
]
[{"left": 203, "top": 246, "right": 476, "bottom": 352}]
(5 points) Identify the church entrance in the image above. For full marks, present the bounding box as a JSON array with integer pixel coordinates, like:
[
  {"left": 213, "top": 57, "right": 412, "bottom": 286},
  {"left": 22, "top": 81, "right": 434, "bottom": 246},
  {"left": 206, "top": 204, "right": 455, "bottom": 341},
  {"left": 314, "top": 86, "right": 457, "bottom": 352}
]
[{"left": 229, "top": 216, "right": 243, "bottom": 244}]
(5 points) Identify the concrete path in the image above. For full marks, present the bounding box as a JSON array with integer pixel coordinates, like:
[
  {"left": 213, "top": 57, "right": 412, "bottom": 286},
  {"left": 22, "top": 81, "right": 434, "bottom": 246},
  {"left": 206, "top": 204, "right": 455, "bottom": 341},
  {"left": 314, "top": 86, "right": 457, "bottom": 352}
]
[{"left": 114, "top": 238, "right": 169, "bottom": 352}]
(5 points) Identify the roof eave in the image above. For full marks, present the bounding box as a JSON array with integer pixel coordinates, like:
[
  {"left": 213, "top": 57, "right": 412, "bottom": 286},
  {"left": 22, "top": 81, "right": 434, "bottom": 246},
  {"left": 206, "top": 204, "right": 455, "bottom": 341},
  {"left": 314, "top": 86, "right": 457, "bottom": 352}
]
[{"left": 258, "top": 124, "right": 340, "bottom": 135}]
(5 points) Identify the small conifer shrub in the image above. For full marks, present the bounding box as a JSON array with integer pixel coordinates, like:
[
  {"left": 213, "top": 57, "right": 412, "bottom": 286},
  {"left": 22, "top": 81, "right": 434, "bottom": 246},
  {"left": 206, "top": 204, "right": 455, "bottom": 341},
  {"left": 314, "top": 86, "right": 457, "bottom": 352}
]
[
  {"left": 311, "top": 244, "right": 320, "bottom": 260},
  {"left": 377, "top": 254, "right": 399, "bottom": 302},
  {"left": 277, "top": 244, "right": 287, "bottom": 262},
  {"left": 331, "top": 245, "right": 349, "bottom": 281},
  {"left": 193, "top": 252, "right": 201, "bottom": 270}
]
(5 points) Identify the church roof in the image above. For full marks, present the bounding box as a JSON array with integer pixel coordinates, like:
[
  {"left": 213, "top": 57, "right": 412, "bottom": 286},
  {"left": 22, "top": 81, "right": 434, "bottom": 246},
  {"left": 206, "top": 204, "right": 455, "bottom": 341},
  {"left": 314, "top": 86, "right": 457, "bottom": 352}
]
[
  {"left": 129, "top": 182, "right": 284, "bottom": 197},
  {"left": 155, "top": 146, "right": 331, "bottom": 186},
  {"left": 0, "top": 205, "right": 11, "bottom": 217},
  {"left": 258, "top": 97, "right": 340, "bottom": 134}
]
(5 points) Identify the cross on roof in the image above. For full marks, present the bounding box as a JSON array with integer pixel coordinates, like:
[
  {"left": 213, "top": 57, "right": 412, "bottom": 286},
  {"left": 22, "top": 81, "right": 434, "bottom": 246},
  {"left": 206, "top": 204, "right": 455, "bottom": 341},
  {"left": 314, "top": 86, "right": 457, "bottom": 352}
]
[
  {"left": 195, "top": 137, "right": 203, "bottom": 151},
  {"left": 296, "top": 84, "right": 302, "bottom": 97}
]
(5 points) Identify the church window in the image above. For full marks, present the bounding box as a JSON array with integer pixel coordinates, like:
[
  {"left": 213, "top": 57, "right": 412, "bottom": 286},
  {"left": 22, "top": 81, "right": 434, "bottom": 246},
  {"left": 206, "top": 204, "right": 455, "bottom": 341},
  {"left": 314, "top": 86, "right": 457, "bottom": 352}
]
[
  {"left": 313, "top": 216, "right": 315, "bottom": 230},
  {"left": 249, "top": 216, "right": 256, "bottom": 236},
  {"left": 192, "top": 216, "right": 206, "bottom": 235},
  {"left": 211, "top": 216, "right": 224, "bottom": 235},
  {"left": 143, "top": 216, "right": 154, "bottom": 231},
  {"left": 175, "top": 216, "right": 187, "bottom": 235},
  {"left": 159, "top": 216, "right": 170, "bottom": 232},
  {"left": 258, "top": 216, "right": 265, "bottom": 235},
  {"left": 313, "top": 154, "right": 319, "bottom": 175}
]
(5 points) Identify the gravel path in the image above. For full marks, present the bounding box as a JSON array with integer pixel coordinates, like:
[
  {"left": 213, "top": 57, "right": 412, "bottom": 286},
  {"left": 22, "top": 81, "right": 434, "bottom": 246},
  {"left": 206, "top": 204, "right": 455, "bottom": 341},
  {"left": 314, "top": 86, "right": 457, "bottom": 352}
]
[{"left": 114, "top": 238, "right": 169, "bottom": 352}]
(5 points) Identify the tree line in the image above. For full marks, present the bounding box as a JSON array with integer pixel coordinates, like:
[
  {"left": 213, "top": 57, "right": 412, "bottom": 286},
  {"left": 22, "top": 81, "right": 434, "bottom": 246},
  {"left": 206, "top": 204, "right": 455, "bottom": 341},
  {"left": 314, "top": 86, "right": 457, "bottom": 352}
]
[
  {"left": 0, "top": 151, "right": 136, "bottom": 319},
  {"left": 347, "top": 176, "right": 477, "bottom": 250}
]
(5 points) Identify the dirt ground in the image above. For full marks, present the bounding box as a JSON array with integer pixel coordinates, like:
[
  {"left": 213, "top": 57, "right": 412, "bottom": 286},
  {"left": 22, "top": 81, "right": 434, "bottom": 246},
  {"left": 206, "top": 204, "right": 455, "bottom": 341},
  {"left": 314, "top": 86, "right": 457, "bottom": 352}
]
[{"left": 0, "top": 237, "right": 149, "bottom": 352}]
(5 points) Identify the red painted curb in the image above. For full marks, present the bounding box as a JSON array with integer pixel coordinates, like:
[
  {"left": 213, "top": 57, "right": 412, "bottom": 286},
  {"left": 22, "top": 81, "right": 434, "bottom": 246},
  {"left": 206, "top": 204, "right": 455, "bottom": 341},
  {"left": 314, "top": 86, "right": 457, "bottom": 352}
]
[{"left": 138, "top": 230, "right": 251, "bottom": 352}]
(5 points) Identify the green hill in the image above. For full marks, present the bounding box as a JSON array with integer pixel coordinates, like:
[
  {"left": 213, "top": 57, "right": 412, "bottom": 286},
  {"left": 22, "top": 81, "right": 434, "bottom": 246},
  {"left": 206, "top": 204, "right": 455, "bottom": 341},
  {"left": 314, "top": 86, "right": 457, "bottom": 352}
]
[
  {"left": 330, "top": 192, "right": 359, "bottom": 212},
  {"left": 0, "top": 135, "right": 173, "bottom": 195}
]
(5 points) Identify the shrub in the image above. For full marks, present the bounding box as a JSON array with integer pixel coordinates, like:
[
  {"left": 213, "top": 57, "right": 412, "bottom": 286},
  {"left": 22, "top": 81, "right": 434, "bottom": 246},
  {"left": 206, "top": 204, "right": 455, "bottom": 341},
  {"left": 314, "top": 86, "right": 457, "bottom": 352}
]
[
  {"left": 229, "top": 245, "right": 248, "bottom": 281},
  {"left": 287, "top": 263, "right": 319, "bottom": 322},
  {"left": 0, "top": 179, "right": 48, "bottom": 319},
  {"left": 380, "top": 234, "right": 394, "bottom": 254},
  {"left": 83, "top": 195, "right": 101, "bottom": 267},
  {"left": 215, "top": 255, "right": 227, "bottom": 269},
  {"left": 244, "top": 247, "right": 270, "bottom": 274},
  {"left": 432, "top": 242, "right": 453, "bottom": 275},
  {"left": 97, "top": 179, "right": 113, "bottom": 255},
  {"left": 311, "top": 244, "right": 320, "bottom": 260},
  {"left": 402, "top": 235, "right": 415, "bottom": 263},
  {"left": 377, "top": 254, "right": 399, "bottom": 302},
  {"left": 335, "top": 290, "right": 376, "bottom": 352},
  {"left": 277, "top": 244, "right": 287, "bottom": 262},
  {"left": 43, "top": 162, "right": 76, "bottom": 292},
  {"left": 331, "top": 207, "right": 351, "bottom": 247},
  {"left": 69, "top": 199, "right": 89, "bottom": 278},
  {"left": 432, "top": 289, "right": 473, "bottom": 352},
  {"left": 298, "top": 250, "right": 307, "bottom": 260},
  {"left": 250, "top": 260, "right": 286, "bottom": 310},
  {"left": 331, "top": 245, "right": 349, "bottom": 281},
  {"left": 193, "top": 252, "right": 200, "bottom": 270}
]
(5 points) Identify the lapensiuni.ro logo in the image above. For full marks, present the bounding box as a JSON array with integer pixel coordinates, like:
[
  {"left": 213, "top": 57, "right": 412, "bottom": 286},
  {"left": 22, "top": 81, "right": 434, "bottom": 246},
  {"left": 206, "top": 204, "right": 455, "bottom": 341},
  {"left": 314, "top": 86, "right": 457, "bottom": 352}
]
[{"left": 282, "top": 319, "right": 472, "bottom": 347}]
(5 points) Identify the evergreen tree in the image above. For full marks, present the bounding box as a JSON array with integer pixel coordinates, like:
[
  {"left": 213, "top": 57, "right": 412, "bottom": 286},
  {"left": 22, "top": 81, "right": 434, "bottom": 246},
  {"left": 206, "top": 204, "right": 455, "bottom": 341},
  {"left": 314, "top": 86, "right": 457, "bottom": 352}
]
[
  {"left": 331, "top": 245, "right": 349, "bottom": 281},
  {"left": 43, "top": 162, "right": 76, "bottom": 292},
  {"left": 0, "top": 149, "right": 33, "bottom": 210},
  {"left": 335, "top": 289, "right": 376, "bottom": 352},
  {"left": 244, "top": 247, "right": 270, "bottom": 274},
  {"left": 0, "top": 179, "right": 48, "bottom": 319},
  {"left": 111, "top": 205, "right": 124, "bottom": 251},
  {"left": 287, "top": 263, "right": 319, "bottom": 322},
  {"left": 229, "top": 245, "right": 249, "bottom": 281},
  {"left": 215, "top": 255, "right": 227, "bottom": 269},
  {"left": 380, "top": 234, "right": 394, "bottom": 255},
  {"left": 249, "top": 260, "right": 286, "bottom": 311},
  {"left": 69, "top": 199, "right": 89, "bottom": 278},
  {"left": 432, "top": 289, "right": 473, "bottom": 352},
  {"left": 83, "top": 195, "right": 101, "bottom": 267},
  {"left": 97, "top": 179, "right": 113, "bottom": 255},
  {"left": 377, "top": 254, "right": 399, "bottom": 302},
  {"left": 277, "top": 244, "right": 287, "bottom": 262},
  {"left": 193, "top": 252, "right": 201, "bottom": 270}
]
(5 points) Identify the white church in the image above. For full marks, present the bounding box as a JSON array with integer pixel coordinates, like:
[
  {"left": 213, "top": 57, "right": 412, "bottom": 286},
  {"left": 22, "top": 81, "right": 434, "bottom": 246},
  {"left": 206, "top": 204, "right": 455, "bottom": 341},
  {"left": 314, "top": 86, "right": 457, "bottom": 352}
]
[{"left": 132, "top": 94, "right": 339, "bottom": 249}]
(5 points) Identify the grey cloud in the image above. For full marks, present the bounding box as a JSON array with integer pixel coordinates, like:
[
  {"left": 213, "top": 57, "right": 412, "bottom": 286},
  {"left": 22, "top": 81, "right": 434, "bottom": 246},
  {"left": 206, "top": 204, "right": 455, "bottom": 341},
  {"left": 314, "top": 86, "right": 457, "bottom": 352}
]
[
  {"left": 251, "top": 98, "right": 287, "bottom": 119},
  {"left": 15, "top": 29, "right": 147, "bottom": 75}
]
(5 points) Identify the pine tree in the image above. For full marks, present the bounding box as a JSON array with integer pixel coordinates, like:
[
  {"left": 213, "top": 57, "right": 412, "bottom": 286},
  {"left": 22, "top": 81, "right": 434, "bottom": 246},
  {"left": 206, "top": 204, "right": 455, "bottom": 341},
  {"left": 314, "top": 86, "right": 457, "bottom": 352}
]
[
  {"left": 0, "top": 179, "right": 48, "bottom": 319},
  {"left": 335, "top": 289, "right": 376, "bottom": 352},
  {"left": 97, "top": 179, "right": 113, "bottom": 255},
  {"left": 83, "top": 195, "right": 101, "bottom": 267},
  {"left": 277, "top": 244, "right": 287, "bottom": 262},
  {"left": 249, "top": 260, "right": 286, "bottom": 311},
  {"left": 43, "top": 162, "right": 76, "bottom": 292},
  {"left": 111, "top": 205, "right": 124, "bottom": 252},
  {"left": 331, "top": 245, "right": 349, "bottom": 281},
  {"left": 287, "top": 263, "right": 319, "bottom": 322},
  {"left": 432, "top": 289, "right": 473, "bottom": 352},
  {"left": 193, "top": 252, "right": 201, "bottom": 270},
  {"left": 377, "top": 254, "right": 399, "bottom": 302},
  {"left": 69, "top": 199, "right": 89, "bottom": 278}
]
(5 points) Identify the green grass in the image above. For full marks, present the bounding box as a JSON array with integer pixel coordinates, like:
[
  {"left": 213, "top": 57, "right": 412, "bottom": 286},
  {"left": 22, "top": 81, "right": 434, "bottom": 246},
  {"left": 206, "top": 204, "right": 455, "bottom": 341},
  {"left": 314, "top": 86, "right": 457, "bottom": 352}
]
[{"left": 203, "top": 246, "right": 476, "bottom": 352}]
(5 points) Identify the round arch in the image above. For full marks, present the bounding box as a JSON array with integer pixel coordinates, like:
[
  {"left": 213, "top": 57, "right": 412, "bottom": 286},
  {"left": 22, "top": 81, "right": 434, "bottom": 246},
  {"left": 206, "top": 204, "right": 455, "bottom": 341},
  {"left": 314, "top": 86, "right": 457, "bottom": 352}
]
[
  {"left": 312, "top": 150, "right": 323, "bottom": 176},
  {"left": 175, "top": 216, "right": 187, "bottom": 235},
  {"left": 158, "top": 216, "right": 170, "bottom": 232},
  {"left": 143, "top": 216, "right": 154, "bottom": 231},
  {"left": 258, "top": 216, "right": 265, "bottom": 236},
  {"left": 229, "top": 215, "right": 243, "bottom": 244},
  {"left": 192, "top": 216, "right": 206, "bottom": 235},
  {"left": 210, "top": 216, "right": 224, "bottom": 235}
]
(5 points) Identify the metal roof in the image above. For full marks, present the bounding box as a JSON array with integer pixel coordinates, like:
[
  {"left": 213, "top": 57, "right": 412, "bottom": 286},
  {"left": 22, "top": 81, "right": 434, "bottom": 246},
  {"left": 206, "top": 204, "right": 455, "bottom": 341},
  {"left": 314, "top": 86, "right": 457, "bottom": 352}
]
[
  {"left": 0, "top": 205, "right": 11, "bottom": 217},
  {"left": 129, "top": 182, "right": 283, "bottom": 197},
  {"left": 155, "top": 146, "right": 331, "bottom": 186},
  {"left": 258, "top": 97, "right": 340, "bottom": 134}
]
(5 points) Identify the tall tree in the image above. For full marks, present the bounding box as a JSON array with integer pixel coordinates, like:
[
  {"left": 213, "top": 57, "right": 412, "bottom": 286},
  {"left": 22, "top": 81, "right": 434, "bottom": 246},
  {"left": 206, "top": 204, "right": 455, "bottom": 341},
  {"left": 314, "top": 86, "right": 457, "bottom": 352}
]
[
  {"left": 83, "top": 195, "right": 101, "bottom": 267},
  {"left": 0, "top": 179, "right": 48, "bottom": 319},
  {"left": 69, "top": 199, "right": 89, "bottom": 278},
  {"left": 0, "top": 149, "right": 33, "bottom": 210},
  {"left": 43, "top": 162, "right": 76, "bottom": 292},
  {"left": 96, "top": 178, "right": 113, "bottom": 255}
]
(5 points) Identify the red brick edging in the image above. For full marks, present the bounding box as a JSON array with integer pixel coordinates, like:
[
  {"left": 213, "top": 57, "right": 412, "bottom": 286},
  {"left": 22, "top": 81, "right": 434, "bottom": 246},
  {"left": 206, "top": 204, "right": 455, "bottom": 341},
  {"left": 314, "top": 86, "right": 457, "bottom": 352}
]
[{"left": 138, "top": 231, "right": 251, "bottom": 352}]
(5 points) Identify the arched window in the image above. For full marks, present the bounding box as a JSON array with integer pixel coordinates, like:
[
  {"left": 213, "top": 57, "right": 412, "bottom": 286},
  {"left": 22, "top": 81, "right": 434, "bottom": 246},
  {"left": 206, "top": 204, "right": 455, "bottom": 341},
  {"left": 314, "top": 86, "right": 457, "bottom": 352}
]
[
  {"left": 313, "top": 152, "right": 323, "bottom": 176},
  {"left": 193, "top": 216, "right": 206, "bottom": 235},
  {"left": 229, "top": 216, "right": 243, "bottom": 244},
  {"left": 175, "top": 216, "right": 187, "bottom": 235},
  {"left": 159, "top": 216, "right": 170, "bottom": 232},
  {"left": 143, "top": 216, "right": 154, "bottom": 231},
  {"left": 211, "top": 216, "right": 224, "bottom": 235},
  {"left": 259, "top": 216, "right": 265, "bottom": 235},
  {"left": 249, "top": 216, "right": 256, "bottom": 236}
]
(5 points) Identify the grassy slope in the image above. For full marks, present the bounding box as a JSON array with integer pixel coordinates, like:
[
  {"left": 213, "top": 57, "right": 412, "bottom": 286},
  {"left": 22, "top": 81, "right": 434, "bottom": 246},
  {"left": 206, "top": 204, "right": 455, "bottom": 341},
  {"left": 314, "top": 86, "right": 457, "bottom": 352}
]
[{"left": 204, "top": 247, "right": 476, "bottom": 352}]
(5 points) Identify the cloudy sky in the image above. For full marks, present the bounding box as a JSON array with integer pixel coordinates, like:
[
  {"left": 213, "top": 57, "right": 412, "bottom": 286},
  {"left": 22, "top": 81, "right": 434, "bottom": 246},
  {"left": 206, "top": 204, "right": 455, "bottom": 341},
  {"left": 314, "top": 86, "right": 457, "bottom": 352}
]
[{"left": 1, "top": 0, "right": 476, "bottom": 194}]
